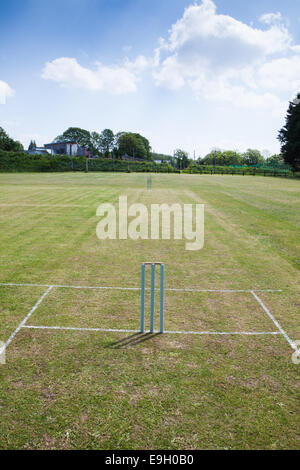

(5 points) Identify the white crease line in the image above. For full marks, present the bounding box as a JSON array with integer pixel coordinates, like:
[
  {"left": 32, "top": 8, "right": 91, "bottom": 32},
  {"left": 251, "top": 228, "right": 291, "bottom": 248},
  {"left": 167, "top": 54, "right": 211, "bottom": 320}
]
[
  {"left": 23, "top": 325, "right": 139, "bottom": 333},
  {"left": 164, "top": 331, "right": 281, "bottom": 335},
  {"left": 0, "top": 282, "right": 282, "bottom": 293},
  {"left": 0, "top": 283, "right": 140, "bottom": 290},
  {"left": 0, "top": 282, "right": 52, "bottom": 288},
  {"left": 0, "top": 204, "right": 89, "bottom": 208},
  {"left": 166, "top": 289, "right": 283, "bottom": 293},
  {"left": 22, "top": 325, "right": 280, "bottom": 336},
  {"left": 251, "top": 290, "right": 299, "bottom": 353},
  {"left": 0, "top": 286, "right": 54, "bottom": 355},
  {"left": 55, "top": 285, "right": 139, "bottom": 290}
]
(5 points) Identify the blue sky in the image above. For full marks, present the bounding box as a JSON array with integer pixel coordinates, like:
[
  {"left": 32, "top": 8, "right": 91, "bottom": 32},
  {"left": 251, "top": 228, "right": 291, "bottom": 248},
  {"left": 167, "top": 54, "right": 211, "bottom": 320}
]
[{"left": 1, "top": 0, "right": 300, "bottom": 156}]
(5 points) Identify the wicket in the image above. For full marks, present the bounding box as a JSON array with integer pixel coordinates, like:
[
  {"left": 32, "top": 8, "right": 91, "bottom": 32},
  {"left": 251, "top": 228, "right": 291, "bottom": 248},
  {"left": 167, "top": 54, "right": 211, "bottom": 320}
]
[
  {"left": 147, "top": 175, "right": 152, "bottom": 190},
  {"left": 140, "top": 262, "right": 165, "bottom": 333}
]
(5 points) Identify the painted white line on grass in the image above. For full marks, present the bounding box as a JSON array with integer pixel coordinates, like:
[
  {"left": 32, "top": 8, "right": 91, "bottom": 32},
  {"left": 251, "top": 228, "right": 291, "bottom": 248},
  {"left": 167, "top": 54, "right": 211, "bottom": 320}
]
[
  {"left": 23, "top": 325, "right": 139, "bottom": 333},
  {"left": 0, "top": 204, "right": 89, "bottom": 208},
  {"left": 55, "top": 285, "right": 140, "bottom": 290},
  {"left": 0, "top": 282, "right": 283, "bottom": 293},
  {"left": 251, "top": 291, "right": 299, "bottom": 353},
  {"left": 0, "top": 283, "right": 140, "bottom": 290},
  {"left": 164, "top": 330, "right": 281, "bottom": 336},
  {"left": 0, "top": 286, "right": 54, "bottom": 355},
  {"left": 22, "top": 325, "right": 281, "bottom": 336},
  {"left": 53, "top": 286, "right": 283, "bottom": 293},
  {"left": 166, "top": 288, "right": 283, "bottom": 293},
  {"left": 0, "top": 282, "right": 52, "bottom": 288}
]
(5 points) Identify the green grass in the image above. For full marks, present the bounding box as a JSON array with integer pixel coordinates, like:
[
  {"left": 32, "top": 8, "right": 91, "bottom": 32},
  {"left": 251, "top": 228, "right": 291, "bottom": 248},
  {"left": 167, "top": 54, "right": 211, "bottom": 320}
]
[{"left": 0, "top": 172, "right": 299, "bottom": 449}]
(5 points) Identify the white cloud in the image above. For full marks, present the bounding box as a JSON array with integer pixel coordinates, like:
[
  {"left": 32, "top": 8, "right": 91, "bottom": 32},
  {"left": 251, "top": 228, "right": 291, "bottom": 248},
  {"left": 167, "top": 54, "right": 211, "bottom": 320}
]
[
  {"left": 190, "top": 75, "right": 285, "bottom": 112},
  {"left": 291, "top": 44, "right": 300, "bottom": 53},
  {"left": 40, "top": 1, "right": 300, "bottom": 115},
  {"left": 259, "top": 12, "right": 282, "bottom": 25},
  {"left": 164, "top": 1, "right": 290, "bottom": 58},
  {"left": 154, "top": 56, "right": 185, "bottom": 89},
  {"left": 257, "top": 56, "right": 300, "bottom": 92},
  {"left": 124, "top": 55, "right": 150, "bottom": 74},
  {"left": 42, "top": 56, "right": 149, "bottom": 94},
  {"left": 153, "top": 0, "right": 300, "bottom": 114},
  {"left": 0, "top": 80, "right": 15, "bottom": 104}
]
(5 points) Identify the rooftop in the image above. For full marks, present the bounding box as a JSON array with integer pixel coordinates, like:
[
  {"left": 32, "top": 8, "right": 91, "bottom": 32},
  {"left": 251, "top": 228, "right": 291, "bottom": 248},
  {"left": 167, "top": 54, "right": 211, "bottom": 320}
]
[{"left": 44, "top": 141, "right": 78, "bottom": 147}]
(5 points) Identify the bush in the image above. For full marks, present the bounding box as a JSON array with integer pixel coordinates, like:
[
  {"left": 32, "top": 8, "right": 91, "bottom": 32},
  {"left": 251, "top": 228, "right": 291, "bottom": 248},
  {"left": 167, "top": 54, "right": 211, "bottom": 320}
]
[
  {"left": 0, "top": 151, "right": 178, "bottom": 173},
  {"left": 1, "top": 152, "right": 294, "bottom": 177},
  {"left": 183, "top": 164, "right": 294, "bottom": 177}
]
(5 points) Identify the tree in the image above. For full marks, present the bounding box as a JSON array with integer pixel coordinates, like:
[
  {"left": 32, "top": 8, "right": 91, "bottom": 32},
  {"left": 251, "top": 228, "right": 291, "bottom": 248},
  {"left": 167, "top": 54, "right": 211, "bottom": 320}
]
[
  {"left": 174, "top": 149, "right": 189, "bottom": 169},
  {"left": 98, "top": 129, "right": 115, "bottom": 156},
  {"left": 90, "top": 131, "right": 102, "bottom": 156},
  {"left": 201, "top": 150, "right": 242, "bottom": 166},
  {"left": 265, "top": 154, "right": 285, "bottom": 168},
  {"left": 221, "top": 150, "right": 242, "bottom": 166},
  {"left": 89, "top": 129, "right": 115, "bottom": 157},
  {"left": 201, "top": 149, "right": 221, "bottom": 166},
  {"left": 134, "top": 133, "right": 151, "bottom": 157},
  {"left": 0, "top": 127, "right": 23, "bottom": 152},
  {"left": 116, "top": 132, "right": 151, "bottom": 160},
  {"left": 28, "top": 140, "right": 36, "bottom": 150},
  {"left": 54, "top": 127, "right": 92, "bottom": 148},
  {"left": 278, "top": 93, "right": 300, "bottom": 171},
  {"left": 241, "top": 149, "right": 264, "bottom": 166}
]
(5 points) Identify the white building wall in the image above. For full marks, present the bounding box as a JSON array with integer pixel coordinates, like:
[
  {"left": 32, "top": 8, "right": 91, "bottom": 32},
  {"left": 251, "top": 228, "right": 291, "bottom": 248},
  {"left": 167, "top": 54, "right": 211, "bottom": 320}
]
[{"left": 71, "top": 144, "right": 78, "bottom": 156}]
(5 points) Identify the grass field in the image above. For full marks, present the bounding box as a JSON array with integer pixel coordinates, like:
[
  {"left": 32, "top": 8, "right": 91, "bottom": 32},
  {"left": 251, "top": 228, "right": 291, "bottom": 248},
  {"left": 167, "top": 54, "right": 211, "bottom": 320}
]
[{"left": 0, "top": 172, "right": 299, "bottom": 450}]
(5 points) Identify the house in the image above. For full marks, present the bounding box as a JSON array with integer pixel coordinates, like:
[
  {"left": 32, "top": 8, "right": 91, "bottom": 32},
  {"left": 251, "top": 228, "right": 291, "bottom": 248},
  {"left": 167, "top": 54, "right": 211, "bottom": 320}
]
[
  {"left": 27, "top": 147, "right": 50, "bottom": 156},
  {"left": 44, "top": 141, "right": 91, "bottom": 157}
]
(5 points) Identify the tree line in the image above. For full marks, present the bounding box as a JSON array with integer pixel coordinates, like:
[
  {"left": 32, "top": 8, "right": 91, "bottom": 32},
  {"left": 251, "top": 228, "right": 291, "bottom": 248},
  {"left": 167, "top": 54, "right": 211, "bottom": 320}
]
[
  {"left": 160, "top": 149, "right": 286, "bottom": 170},
  {"left": 0, "top": 92, "right": 299, "bottom": 171},
  {"left": 54, "top": 127, "right": 152, "bottom": 160},
  {"left": 196, "top": 149, "right": 286, "bottom": 169},
  {"left": 0, "top": 127, "right": 23, "bottom": 152}
]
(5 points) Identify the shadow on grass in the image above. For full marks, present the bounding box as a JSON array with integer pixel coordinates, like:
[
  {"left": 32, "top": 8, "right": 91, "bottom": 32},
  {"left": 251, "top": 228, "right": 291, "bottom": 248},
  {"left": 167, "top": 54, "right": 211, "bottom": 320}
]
[{"left": 107, "top": 332, "right": 161, "bottom": 349}]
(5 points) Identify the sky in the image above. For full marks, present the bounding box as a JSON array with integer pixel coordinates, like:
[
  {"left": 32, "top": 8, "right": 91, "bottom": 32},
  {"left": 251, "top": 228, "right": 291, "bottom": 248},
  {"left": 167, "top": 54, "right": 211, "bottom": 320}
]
[{"left": 1, "top": 0, "right": 300, "bottom": 157}]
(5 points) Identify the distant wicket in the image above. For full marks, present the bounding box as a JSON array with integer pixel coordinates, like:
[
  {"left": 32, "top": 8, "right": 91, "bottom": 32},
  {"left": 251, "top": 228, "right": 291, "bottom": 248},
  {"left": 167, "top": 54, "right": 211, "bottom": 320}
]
[
  {"left": 147, "top": 175, "right": 152, "bottom": 190},
  {"left": 140, "top": 262, "right": 165, "bottom": 333}
]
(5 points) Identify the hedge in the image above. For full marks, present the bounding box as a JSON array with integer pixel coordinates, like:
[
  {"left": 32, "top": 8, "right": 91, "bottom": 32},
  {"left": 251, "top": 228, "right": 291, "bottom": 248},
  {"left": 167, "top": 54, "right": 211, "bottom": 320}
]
[
  {"left": 0, "top": 151, "right": 179, "bottom": 173},
  {"left": 183, "top": 164, "right": 299, "bottom": 178},
  {"left": 0, "top": 151, "right": 298, "bottom": 178}
]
